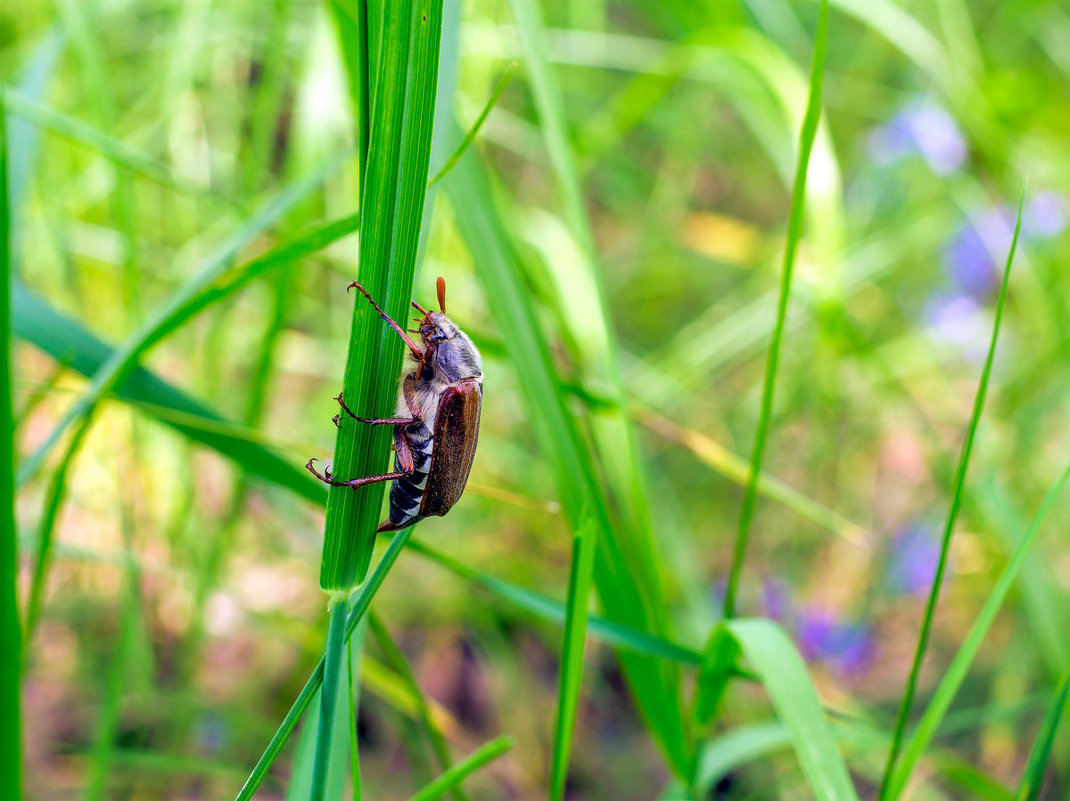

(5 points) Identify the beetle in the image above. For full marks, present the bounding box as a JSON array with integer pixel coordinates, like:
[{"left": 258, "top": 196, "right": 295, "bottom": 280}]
[{"left": 307, "top": 277, "right": 483, "bottom": 533}]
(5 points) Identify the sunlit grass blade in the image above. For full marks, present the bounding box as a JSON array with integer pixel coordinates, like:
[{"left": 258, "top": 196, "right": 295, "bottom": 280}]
[
  {"left": 443, "top": 130, "right": 691, "bottom": 776},
  {"left": 878, "top": 192, "right": 1024, "bottom": 801},
  {"left": 0, "top": 85, "right": 23, "bottom": 801},
  {"left": 4, "top": 89, "right": 240, "bottom": 208},
  {"left": 549, "top": 514, "right": 598, "bottom": 801},
  {"left": 17, "top": 150, "right": 353, "bottom": 487},
  {"left": 12, "top": 283, "right": 324, "bottom": 502},
  {"left": 368, "top": 612, "right": 466, "bottom": 801},
  {"left": 427, "top": 61, "right": 517, "bottom": 187},
  {"left": 405, "top": 736, "right": 514, "bottom": 801},
  {"left": 886, "top": 458, "right": 1070, "bottom": 797},
  {"left": 406, "top": 538, "right": 700, "bottom": 665},
  {"left": 724, "top": 619, "right": 858, "bottom": 801},
  {"left": 232, "top": 526, "right": 414, "bottom": 801},
  {"left": 638, "top": 407, "right": 867, "bottom": 544},
  {"left": 1014, "top": 671, "right": 1070, "bottom": 801},
  {"left": 722, "top": 0, "right": 829, "bottom": 620}
]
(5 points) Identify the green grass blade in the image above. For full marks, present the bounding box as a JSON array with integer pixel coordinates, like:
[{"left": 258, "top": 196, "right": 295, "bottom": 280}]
[
  {"left": 310, "top": 598, "right": 350, "bottom": 801},
  {"left": 232, "top": 526, "right": 414, "bottom": 801},
  {"left": 347, "top": 623, "right": 364, "bottom": 801},
  {"left": 4, "top": 89, "right": 239, "bottom": 209},
  {"left": 722, "top": 0, "right": 829, "bottom": 620},
  {"left": 312, "top": 2, "right": 443, "bottom": 790},
  {"left": 12, "top": 283, "right": 323, "bottom": 499},
  {"left": 22, "top": 410, "right": 95, "bottom": 644},
  {"left": 369, "top": 612, "right": 467, "bottom": 801},
  {"left": 549, "top": 514, "right": 598, "bottom": 801},
  {"left": 406, "top": 538, "right": 701, "bottom": 665},
  {"left": 405, "top": 736, "right": 514, "bottom": 801},
  {"left": 886, "top": 458, "right": 1070, "bottom": 798},
  {"left": 0, "top": 85, "right": 23, "bottom": 801},
  {"left": 443, "top": 131, "right": 691, "bottom": 777},
  {"left": 878, "top": 193, "right": 1024, "bottom": 801},
  {"left": 1014, "top": 672, "right": 1070, "bottom": 801},
  {"left": 12, "top": 286, "right": 703, "bottom": 670},
  {"left": 426, "top": 61, "right": 517, "bottom": 188},
  {"left": 724, "top": 619, "right": 859, "bottom": 801},
  {"left": 285, "top": 679, "right": 350, "bottom": 801},
  {"left": 17, "top": 150, "right": 352, "bottom": 487},
  {"left": 318, "top": 0, "right": 442, "bottom": 592}
]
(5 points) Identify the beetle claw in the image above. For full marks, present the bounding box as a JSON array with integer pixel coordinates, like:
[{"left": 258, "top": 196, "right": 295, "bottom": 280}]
[{"left": 332, "top": 414, "right": 341, "bottom": 427}]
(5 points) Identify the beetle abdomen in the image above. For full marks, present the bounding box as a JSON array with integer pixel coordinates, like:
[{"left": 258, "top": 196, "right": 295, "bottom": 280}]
[{"left": 384, "top": 418, "right": 435, "bottom": 529}]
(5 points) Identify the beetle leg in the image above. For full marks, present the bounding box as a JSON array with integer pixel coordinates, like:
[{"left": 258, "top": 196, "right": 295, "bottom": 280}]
[
  {"left": 335, "top": 393, "right": 418, "bottom": 426},
  {"left": 306, "top": 458, "right": 415, "bottom": 489},
  {"left": 348, "top": 282, "right": 424, "bottom": 360}
]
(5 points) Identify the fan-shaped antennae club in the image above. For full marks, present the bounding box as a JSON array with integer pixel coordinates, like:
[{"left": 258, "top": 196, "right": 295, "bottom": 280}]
[{"left": 437, "top": 276, "right": 446, "bottom": 312}]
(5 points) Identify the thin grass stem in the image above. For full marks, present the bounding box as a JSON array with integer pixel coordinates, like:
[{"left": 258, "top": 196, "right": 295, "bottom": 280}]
[
  {"left": 0, "top": 83, "right": 23, "bottom": 801},
  {"left": 877, "top": 192, "right": 1024, "bottom": 800},
  {"left": 722, "top": 0, "right": 829, "bottom": 620}
]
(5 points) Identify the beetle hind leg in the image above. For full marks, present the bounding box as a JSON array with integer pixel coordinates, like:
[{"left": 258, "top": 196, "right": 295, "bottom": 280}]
[{"left": 306, "top": 458, "right": 416, "bottom": 489}]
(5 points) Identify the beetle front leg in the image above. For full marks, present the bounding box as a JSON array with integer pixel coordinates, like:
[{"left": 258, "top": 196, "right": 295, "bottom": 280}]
[
  {"left": 334, "top": 393, "right": 418, "bottom": 426},
  {"left": 348, "top": 282, "right": 424, "bottom": 361}
]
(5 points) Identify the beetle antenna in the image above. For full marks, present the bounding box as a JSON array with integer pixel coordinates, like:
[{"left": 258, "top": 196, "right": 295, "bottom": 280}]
[
  {"left": 436, "top": 276, "right": 446, "bottom": 312},
  {"left": 411, "top": 300, "right": 429, "bottom": 315}
]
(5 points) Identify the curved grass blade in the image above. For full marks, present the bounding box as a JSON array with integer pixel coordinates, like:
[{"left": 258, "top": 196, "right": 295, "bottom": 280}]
[
  {"left": 232, "top": 526, "right": 414, "bottom": 801},
  {"left": 722, "top": 0, "right": 829, "bottom": 620},
  {"left": 1014, "top": 672, "right": 1070, "bottom": 801},
  {"left": 878, "top": 193, "right": 1023, "bottom": 800},
  {"left": 886, "top": 458, "right": 1070, "bottom": 798},
  {"left": 4, "top": 89, "right": 240, "bottom": 209},
  {"left": 638, "top": 407, "right": 866, "bottom": 544},
  {"left": 17, "top": 149, "right": 353, "bottom": 487},
  {"left": 22, "top": 410, "right": 94, "bottom": 643},
  {"left": 12, "top": 283, "right": 324, "bottom": 503},
  {"left": 369, "top": 612, "right": 467, "bottom": 801},
  {"left": 550, "top": 514, "right": 598, "bottom": 801},
  {"left": 405, "top": 736, "right": 514, "bottom": 801},
  {"left": 493, "top": 0, "right": 689, "bottom": 772},
  {"left": 0, "top": 86, "right": 23, "bottom": 801},
  {"left": 724, "top": 619, "right": 858, "bottom": 801},
  {"left": 444, "top": 127, "right": 691, "bottom": 777},
  {"left": 405, "top": 538, "right": 701, "bottom": 666},
  {"left": 12, "top": 288, "right": 705, "bottom": 672},
  {"left": 427, "top": 61, "right": 517, "bottom": 188}
]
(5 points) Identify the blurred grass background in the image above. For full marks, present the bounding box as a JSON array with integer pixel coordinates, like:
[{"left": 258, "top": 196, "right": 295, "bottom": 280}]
[{"left": 5, "top": 0, "right": 1070, "bottom": 798}]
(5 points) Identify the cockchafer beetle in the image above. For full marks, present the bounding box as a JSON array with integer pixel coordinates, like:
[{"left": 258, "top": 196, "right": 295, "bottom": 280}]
[{"left": 307, "top": 277, "right": 483, "bottom": 533}]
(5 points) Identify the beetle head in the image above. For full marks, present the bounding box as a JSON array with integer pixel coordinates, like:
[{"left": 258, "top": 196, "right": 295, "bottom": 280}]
[{"left": 415, "top": 278, "right": 482, "bottom": 382}]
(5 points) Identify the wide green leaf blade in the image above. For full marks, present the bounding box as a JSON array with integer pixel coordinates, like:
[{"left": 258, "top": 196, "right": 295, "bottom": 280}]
[{"left": 725, "top": 619, "right": 859, "bottom": 801}]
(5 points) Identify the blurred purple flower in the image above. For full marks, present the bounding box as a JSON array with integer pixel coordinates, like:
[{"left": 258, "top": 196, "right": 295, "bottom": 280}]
[
  {"left": 195, "top": 711, "right": 228, "bottom": 753},
  {"left": 796, "top": 608, "right": 875, "bottom": 677},
  {"left": 761, "top": 577, "right": 789, "bottom": 621},
  {"left": 943, "top": 208, "right": 1014, "bottom": 302},
  {"left": 888, "top": 524, "right": 941, "bottom": 597},
  {"left": 868, "top": 102, "right": 967, "bottom": 175},
  {"left": 1025, "top": 191, "right": 1068, "bottom": 238}
]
